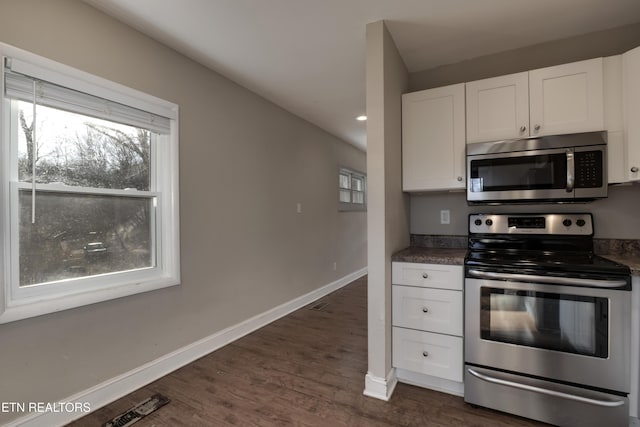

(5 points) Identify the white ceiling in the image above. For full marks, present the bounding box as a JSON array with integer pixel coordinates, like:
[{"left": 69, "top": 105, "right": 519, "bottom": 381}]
[{"left": 82, "top": 0, "right": 640, "bottom": 151}]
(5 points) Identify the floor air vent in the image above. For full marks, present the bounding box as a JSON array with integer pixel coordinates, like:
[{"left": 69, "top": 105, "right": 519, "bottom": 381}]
[
  {"left": 310, "top": 301, "right": 329, "bottom": 311},
  {"left": 102, "top": 393, "right": 170, "bottom": 427}
]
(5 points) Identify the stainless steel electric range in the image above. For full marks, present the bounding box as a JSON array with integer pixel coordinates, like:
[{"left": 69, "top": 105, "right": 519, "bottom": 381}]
[{"left": 464, "top": 213, "right": 632, "bottom": 427}]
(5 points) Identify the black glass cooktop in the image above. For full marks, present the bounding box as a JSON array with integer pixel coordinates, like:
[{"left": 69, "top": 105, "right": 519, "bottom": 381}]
[{"left": 465, "top": 249, "right": 630, "bottom": 279}]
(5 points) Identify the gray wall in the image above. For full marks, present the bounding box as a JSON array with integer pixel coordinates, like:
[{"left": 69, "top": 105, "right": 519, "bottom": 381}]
[
  {"left": 411, "top": 185, "right": 640, "bottom": 239},
  {"left": 0, "top": 0, "right": 366, "bottom": 423},
  {"left": 409, "top": 22, "right": 640, "bottom": 91},
  {"left": 409, "top": 23, "right": 640, "bottom": 239}
]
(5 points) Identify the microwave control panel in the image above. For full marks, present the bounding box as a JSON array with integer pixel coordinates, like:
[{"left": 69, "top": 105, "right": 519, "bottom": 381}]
[{"left": 574, "top": 150, "right": 603, "bottom": 189}]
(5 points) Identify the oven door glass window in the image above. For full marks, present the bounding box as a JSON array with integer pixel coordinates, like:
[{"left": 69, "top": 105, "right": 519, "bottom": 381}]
[
  {"left": 469, "top": 152, "right": 567, "bottom": 192},
  {"left": 480, "top": 288, "right": 608, "bottom": 358}
]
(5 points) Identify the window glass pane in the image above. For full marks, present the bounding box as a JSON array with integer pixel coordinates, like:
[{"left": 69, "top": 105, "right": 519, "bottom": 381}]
[
  {"left": 352, "top": 191, "right": 364, "bottom": 204},
  {"left": 481, "top": 288, "right": 607, "bottom": 358},
  {"left": 339, "top": 173, "right": 351, "bottom": 189},
  {"left": 340, "top": 174, "right": 351, "bottom": 189},
  {"left": 352, "top": 177, "right": 363, "bottom": 191},
  {"left": 339, "top": 189, "right": 351, "bottom": 203},
  {"left": 17, "top": 101, "right": 151, "bottom": 191},
  {"left": 19, "top": 191, "right": 154, "bottom": 287}
]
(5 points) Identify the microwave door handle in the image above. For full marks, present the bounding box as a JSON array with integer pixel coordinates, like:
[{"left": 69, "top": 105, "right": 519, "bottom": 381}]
[{"left": 566, "top": 149, "right": 574, "bottom": 192}]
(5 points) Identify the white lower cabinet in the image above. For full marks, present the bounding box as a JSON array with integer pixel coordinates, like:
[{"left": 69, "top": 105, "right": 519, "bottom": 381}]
[
  {"left": 392, "top": 327, "right": 463, "bottom": 382},
  {"left": 392, "top": 262, "right": 464, "bottom": 395},
  {"left": 392, "top": 285, "right": 463, "bottom": 335},
  {"left": 392, "top": 262, "right": 463, "bottom": 290}
]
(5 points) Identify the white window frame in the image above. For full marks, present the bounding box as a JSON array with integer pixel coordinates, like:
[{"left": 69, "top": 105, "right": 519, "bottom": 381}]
[
  {"left": 338, "top": 167, "right": 366, "bottom": 212},
  {"left": 0, "top": 43, "right": 180, "bottom": 323}
]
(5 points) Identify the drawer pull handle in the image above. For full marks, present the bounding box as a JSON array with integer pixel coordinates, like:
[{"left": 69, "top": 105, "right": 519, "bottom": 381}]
[
  {"left": 467, "top": 368, "right": 626, "bottom": 408},
  {"left": 422, "top": 351, "right": 429, "bottom": 357},
  {"left": 422, "top": 273, "right": 429, "bottom": 279},
  {"left": 422, "top": 307, "right": 429, "bottom": 313}
]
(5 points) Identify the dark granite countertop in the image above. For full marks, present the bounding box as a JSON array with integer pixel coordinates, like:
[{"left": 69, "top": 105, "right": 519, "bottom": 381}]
[
  {"left": 393, "top": 247, "right": 640, "bottom": 276},
  {"left": 600, "top": 255, "right": 640, "bottom": 276},
  {"left": 595, "top": 239, "right": 640, "bottom": 276},
  {"left": 398, "top": 235, "right": 640, "bottom": 276},
  {"left": 392, "top": 247, "right": 467, "bottom": 266}
]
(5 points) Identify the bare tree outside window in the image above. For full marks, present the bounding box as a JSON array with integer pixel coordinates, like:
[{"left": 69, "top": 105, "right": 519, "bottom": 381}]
[
  {"left": 17, "top": 102, "right": 155, "bottom": 287},
  {"left": 18, "top": 103, "right": 150, "bottom": 190}
]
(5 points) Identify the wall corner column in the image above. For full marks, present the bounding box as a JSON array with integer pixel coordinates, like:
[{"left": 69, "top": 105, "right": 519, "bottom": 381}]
[{"left": 363, "top": 20, "right": 409, "bottom": 400}]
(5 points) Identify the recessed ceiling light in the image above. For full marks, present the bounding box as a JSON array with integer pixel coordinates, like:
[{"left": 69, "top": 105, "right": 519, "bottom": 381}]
[{"left": 356, "top": 115, "right": 367, "bottom": 121}]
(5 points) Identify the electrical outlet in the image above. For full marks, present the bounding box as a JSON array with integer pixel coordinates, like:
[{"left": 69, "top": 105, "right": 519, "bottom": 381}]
[
  {"left": 296, "top": 202, "right": 302, "bottom": 214},
  {"left": 440, "top": 209, "right": 450, "bottom": 225},
  {"left": 333, "top": 262, "right": 337, "bottom": 271}
]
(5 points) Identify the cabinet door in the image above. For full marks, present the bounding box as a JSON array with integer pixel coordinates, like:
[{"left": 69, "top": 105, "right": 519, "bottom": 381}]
[
  {"left": 402, "top": 84, "right": 465, "bottom": 191},
  {"left": 392, "top": 327, "right": 463, "bottom": 382},
  {"left": 603, "top": 55, "right": 624, "bottom": 184},
  {"left": 529, "top": 58, "right": 604, "bottom": 137},
  {"left": 623, "top": 46, "right": 640, "bottom": 181},
  {"left": 466, "top": 72, "right": 529, "bottom": 143}
]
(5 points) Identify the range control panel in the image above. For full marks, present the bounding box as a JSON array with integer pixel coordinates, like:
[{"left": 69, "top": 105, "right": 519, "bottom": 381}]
[{"left": 469, "top": 213, "right": 593, "bottom": 235}]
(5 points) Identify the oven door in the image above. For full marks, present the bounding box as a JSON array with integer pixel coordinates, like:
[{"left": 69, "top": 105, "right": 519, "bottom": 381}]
[
  {"left": 467, "top": 147, "right": 573, "bottom": 202},
  {"left": 465, "top": 276, "right": 630, "bottom": 393}
]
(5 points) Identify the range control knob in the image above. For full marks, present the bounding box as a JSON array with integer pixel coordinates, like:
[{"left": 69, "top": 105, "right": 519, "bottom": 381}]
[
  {"left": 485, "top": 219, "right": 493, "bottom": 226},
  {"left": 474, "top": 219, "right": 482, "bottom": 226},
  {"left": 562, "top": 219, "right": 572, "bottom": 227},
  {"left": 576, "top": 219, "right": 586, "bottom": 227}
]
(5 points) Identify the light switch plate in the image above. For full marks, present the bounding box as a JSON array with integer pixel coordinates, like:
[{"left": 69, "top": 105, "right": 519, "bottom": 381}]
[{"left": 440, "top": 209, "right": 450, "bottom": 224}]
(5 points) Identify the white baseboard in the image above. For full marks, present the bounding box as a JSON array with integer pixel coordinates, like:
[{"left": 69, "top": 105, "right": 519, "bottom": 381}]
[
  {"left": 7, "top": 267, "right": 367, "bottom": 427},
  {"left": 395, "top": 368, "right": 464, "bottom": 397},
  {"left": 363, "top": 368, "right": 398, "bottom": 401}
]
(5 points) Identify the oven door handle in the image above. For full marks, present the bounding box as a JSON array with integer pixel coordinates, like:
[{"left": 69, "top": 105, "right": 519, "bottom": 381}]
[
  {"left": 467, "top": 368, "right": 626, "bottom": 408},
  {"left": 467, "top": 269, "right": 628, "bottom": 288}
]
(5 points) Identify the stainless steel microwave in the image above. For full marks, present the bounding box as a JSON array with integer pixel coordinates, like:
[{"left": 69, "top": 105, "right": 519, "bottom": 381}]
[{"left": 466, "top": 131, "right": 607, "bottom": 204}]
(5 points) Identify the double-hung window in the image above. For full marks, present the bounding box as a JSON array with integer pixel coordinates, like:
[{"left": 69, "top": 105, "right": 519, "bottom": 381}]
[
  {"left": 0, "top": 44, "right": 180, "bottom": 323},
  {"left": 339, "top": 167, "right": 366, "bottom": 211}
]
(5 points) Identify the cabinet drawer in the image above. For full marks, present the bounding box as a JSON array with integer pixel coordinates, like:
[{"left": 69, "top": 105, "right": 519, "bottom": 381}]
[
  {"left": 393, "top": 327, "right": 463, "bottom": 382},
  {"left": 392, "top": 286, "right": 463, "bottom": 335},
  {"left": 392, "top": 262, "right": 462, "bottom": 290}
]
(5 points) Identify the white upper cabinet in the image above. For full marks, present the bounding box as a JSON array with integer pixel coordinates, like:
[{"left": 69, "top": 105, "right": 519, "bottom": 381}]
[
  {"left": 529, "top": 58, "right": 604, "bottom": 137},
  {"left": 603, "top": 55, "right": 624, "bottom": 184},
  {"left": 402, "top": 83, "right": 466, "bottom": 191},
  {"left": 465, "top": 72, "right": 529, "bottom": 143},
  {"left": 623, "top": 45, "right": 640, "bottom": 182},
  {"left": 466, "top": 58, "right": 604, "bottom": 143}
]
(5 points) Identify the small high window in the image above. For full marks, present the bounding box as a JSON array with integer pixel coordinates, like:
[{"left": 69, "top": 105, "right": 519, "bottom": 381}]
[{"left": 339, "top": 167, "right": 366, "bottom": 211}]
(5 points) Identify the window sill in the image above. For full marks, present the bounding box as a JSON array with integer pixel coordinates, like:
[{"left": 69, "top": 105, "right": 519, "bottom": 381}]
[
  {"left": 339, "top": 202, "right": 367, "bottom": 212},
  {"left": 0, "top": 275, "right": 180, "bottom": 324}
]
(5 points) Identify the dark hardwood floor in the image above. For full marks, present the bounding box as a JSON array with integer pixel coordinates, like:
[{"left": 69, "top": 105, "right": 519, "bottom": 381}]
[{"left": 68, "top": 276, "right": 545, "bottom": 426}]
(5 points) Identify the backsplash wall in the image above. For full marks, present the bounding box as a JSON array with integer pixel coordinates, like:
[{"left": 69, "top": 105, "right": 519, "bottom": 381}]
[{"left": 410, "top": 184, "right": 640, "bottom": 239}]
